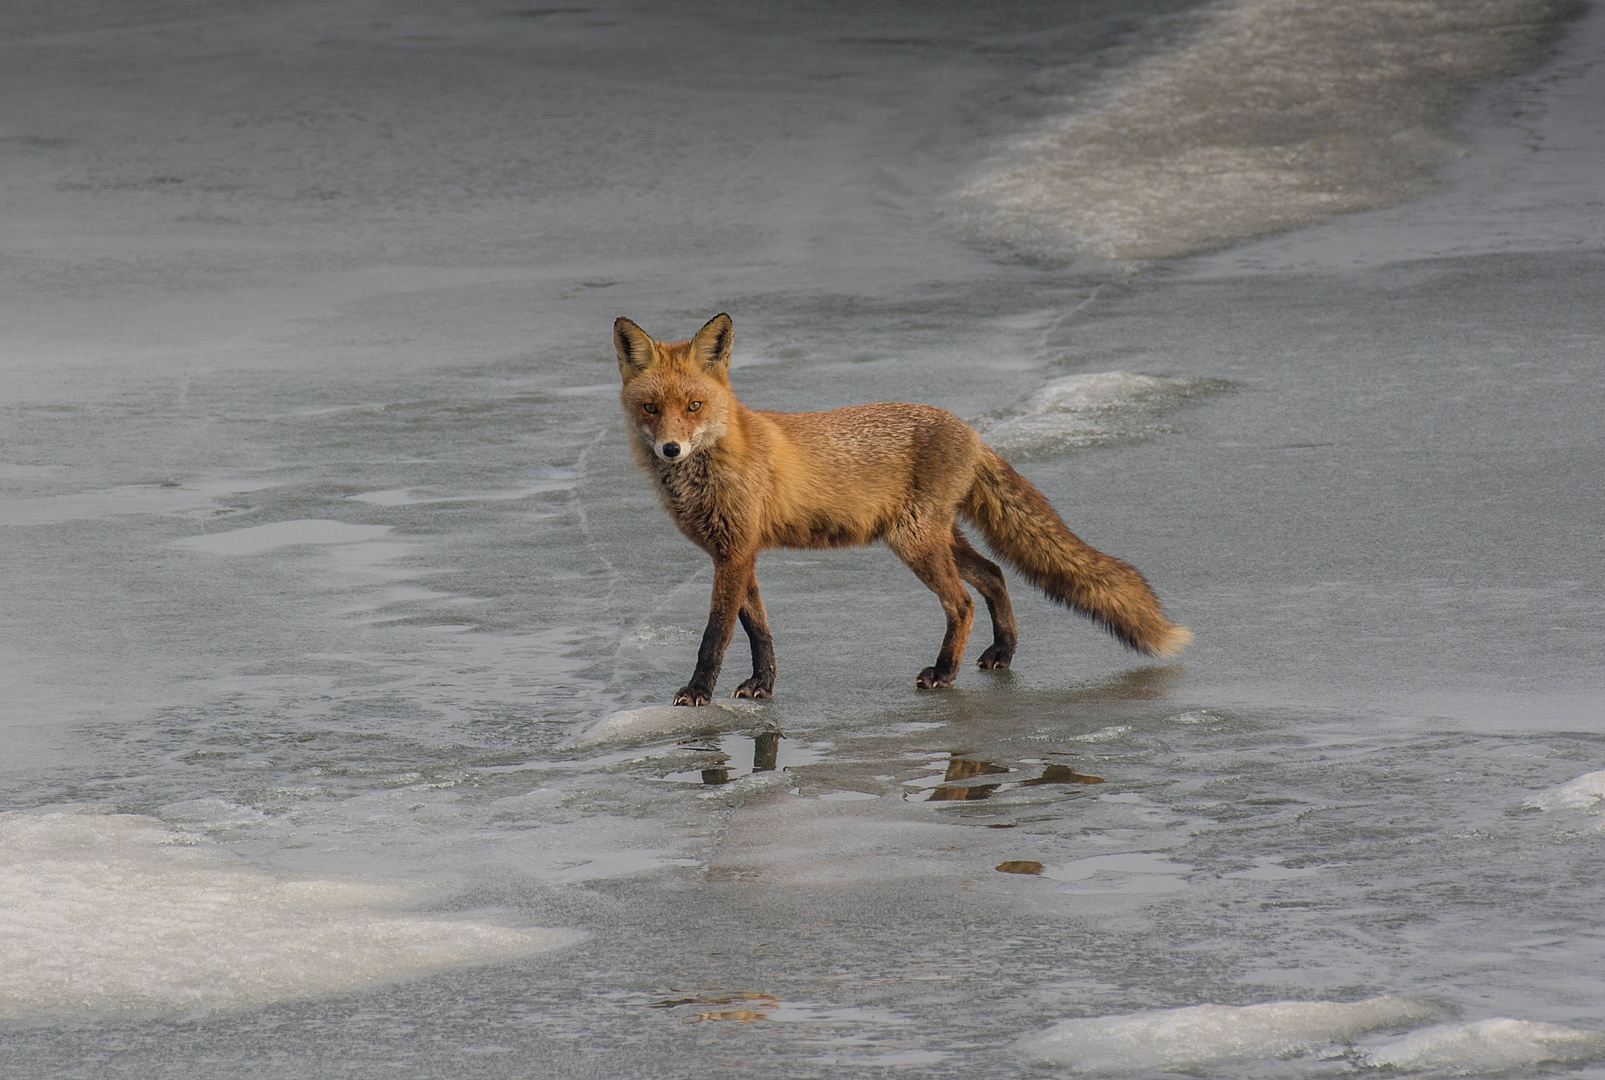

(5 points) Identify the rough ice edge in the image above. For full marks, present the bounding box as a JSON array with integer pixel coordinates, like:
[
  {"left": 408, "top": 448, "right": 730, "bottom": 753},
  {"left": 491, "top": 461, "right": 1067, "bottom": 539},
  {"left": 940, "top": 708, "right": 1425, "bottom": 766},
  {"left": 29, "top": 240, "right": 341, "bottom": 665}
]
[
  {"left": 1361, "top": 1018, "right": 1605, "bottom": 1072},
  {"left": 1017, "top": 996, "right": 1444, "bottom": 1071},
  {"left": 565, "top": 700, "right": 764, "bottom": 750},
  {"left": 1523, "top": 768, "right": 1605, "bottom": 811}
]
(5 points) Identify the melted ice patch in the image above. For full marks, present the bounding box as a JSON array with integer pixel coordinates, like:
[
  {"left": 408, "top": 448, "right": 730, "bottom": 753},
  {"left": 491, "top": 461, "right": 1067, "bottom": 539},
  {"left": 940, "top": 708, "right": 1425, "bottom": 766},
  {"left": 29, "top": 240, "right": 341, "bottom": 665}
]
[
  {"left": 973, "top": 372, "right": 1220, "bottom": 459},
  {"left": 1361, "top": 1018, "right": 1605, "bottom": 1072},
  {"left": 174, "top": 519, "right": 392, "bottom": 555},
  {"left": 1019, "top": 996, "right": 1442, "bottom": 1070},
  {"left": 0, "top": 810, "right": 575, "bottom": 1017},
  {"left": 1524, "top": 769, "right": 1605, "bottom": 811},
  {"left": 1, "top": 479, "right": 281, "bottom": 527},
  {"left": 956, "top": 0, "right": 1564, "bottom": 260}
]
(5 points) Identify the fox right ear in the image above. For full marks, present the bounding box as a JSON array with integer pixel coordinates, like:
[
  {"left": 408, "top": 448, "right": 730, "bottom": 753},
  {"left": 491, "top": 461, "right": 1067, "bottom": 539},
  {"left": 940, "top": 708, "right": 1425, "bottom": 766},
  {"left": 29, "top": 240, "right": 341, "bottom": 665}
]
[{"left": 614, "top": 317, "right": 655, "bottom": 380}]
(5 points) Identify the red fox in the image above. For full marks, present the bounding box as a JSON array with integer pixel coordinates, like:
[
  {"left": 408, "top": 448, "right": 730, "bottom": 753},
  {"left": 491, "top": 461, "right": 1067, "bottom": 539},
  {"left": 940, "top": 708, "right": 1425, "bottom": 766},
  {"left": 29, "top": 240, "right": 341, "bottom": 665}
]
[{"left": 614, "top": 313, "right": 1191, "bottom": 706}]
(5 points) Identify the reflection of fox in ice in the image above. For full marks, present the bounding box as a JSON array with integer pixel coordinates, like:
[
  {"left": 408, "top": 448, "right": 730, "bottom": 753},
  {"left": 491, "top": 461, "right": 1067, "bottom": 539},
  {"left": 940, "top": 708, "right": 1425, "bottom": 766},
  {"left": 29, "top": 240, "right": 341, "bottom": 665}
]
[{"left": 614, "top": 313, "right": 1191, "bottom": 706}]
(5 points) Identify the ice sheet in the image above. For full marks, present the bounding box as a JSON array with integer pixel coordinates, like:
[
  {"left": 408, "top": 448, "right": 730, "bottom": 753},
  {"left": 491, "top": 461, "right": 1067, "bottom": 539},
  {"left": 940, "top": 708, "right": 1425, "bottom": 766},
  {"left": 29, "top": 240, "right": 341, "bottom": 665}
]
[
  {"left": 956, "top": 0, "right": 1568, "bottom": 260},
  {"left": 566, "top": 701, "right": 765, "bottom": 750},
  {"left": 1018, "top": 996, "right": 1442, "bottom": 1070},
  {"left": 1523, "top": 768, "right": 1605, "bottom": 811},
  {"left": 0, "top": 809, "right": 575, "bottom": 1017},
  {"left": 1362, "top": 1018, "right": 1605, "bottom": 1072}
]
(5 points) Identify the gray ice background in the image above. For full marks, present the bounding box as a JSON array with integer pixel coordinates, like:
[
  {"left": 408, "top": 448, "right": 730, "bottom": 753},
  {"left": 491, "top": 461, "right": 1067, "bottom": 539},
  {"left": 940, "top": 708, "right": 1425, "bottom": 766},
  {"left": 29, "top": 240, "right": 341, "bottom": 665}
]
[{"left": 2, "top": 0, "right": 1604, "bottom": 1076}]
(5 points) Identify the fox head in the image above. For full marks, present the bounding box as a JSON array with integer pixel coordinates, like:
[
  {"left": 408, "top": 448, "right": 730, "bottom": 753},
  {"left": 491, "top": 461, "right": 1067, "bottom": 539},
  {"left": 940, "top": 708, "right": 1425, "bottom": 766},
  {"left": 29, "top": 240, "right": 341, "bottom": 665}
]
[{"left": 614, "top": 313, "right": 735, "bottom": 464}]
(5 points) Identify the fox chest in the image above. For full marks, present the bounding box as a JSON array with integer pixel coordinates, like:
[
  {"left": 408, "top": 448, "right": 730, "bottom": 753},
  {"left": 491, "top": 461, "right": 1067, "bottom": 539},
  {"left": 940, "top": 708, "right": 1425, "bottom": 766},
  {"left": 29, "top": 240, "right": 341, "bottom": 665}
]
[{"left": 652, "top": 463, "right": 749, "bottom": 557}]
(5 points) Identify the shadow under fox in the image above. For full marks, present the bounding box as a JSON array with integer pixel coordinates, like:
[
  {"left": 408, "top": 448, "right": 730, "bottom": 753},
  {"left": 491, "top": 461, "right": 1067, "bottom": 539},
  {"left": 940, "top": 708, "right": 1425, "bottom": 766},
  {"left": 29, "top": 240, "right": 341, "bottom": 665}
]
[{"left": 614, "top": 313, "right": 1190, "bottom": 706}]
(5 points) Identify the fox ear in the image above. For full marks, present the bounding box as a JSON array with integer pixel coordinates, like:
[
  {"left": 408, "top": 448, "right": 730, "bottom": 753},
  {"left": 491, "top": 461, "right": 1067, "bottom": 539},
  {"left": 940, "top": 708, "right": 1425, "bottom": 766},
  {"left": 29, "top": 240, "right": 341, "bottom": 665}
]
[
  {"left": 613, "top": 317, "right": 655, "bottom": 380},
  {"left": 690, "top": 313, "right": 733, "bottom": 376}
]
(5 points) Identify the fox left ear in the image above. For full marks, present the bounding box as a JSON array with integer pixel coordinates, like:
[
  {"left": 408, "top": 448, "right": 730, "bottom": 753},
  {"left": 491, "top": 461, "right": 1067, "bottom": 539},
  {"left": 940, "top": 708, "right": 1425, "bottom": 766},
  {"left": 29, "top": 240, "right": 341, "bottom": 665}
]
[{"left": 690, "top": 313, "right": 734, "bottom": 376}]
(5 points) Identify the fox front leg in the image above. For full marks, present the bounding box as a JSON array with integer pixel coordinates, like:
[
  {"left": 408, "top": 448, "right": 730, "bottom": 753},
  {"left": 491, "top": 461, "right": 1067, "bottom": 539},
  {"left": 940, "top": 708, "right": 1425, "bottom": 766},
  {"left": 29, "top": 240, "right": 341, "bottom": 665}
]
[
  {"left": 674, "top": 556, "right": 755, "bottom": 706},
  {"left": 731, "top": 575, "right": 776, "bottom": 699}
]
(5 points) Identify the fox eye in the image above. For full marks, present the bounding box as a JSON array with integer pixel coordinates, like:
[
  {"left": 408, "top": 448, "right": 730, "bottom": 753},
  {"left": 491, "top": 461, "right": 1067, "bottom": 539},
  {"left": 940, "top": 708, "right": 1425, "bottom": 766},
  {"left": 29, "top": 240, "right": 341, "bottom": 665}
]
[
  {"left": 687, "top": 401, "right": 702, "bottom": 413},
  {"left": 641, "top": 403, "right": 658, "bottom": 414}
]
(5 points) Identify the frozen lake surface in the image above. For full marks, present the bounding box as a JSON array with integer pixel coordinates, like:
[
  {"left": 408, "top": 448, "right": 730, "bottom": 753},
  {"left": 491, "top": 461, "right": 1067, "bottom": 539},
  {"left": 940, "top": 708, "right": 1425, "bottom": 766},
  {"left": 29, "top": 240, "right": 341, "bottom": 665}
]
[{"left": 3, "top": 0, "right": 1604, "bottom": 1075}]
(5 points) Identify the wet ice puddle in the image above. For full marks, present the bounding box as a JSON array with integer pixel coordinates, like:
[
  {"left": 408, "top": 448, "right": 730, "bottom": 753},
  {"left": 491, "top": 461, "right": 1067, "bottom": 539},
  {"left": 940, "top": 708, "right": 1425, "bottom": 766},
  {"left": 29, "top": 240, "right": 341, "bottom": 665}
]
[
  {"left": 658, "top": 730, "right": 822, "bottom": 787},
  {"left": 902, "top": 752, "right": 1107, "bottom": 804}
]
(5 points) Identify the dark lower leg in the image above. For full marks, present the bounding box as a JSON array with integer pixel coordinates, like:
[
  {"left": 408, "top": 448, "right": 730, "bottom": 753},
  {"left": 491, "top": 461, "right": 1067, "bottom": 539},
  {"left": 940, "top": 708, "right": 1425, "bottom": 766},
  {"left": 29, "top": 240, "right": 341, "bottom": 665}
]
[
  {"left": 917, "top": 592, "right": 973, "bottom": 689},
  {"left": 676, "top": 557, "right": 752, "bottom": 706},
  {"left": 952, "top": 526, "right": 1017, "bottom": 669},
  {"left": 732, "top": 579, "right": 776, "bottom": 699}
]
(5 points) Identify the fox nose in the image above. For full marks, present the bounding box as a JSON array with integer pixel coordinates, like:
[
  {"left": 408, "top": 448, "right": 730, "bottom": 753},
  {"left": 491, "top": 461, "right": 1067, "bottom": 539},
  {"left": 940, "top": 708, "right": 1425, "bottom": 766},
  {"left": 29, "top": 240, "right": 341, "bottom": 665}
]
[{"left": 660, "top": 441, "right": 681, "bottom": 459}]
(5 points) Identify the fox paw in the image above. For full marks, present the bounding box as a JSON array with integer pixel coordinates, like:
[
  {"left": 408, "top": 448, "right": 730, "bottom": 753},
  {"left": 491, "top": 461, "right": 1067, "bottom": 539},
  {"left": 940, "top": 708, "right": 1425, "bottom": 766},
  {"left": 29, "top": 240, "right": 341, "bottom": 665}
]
[
  {"left": 673, "top": 684, "right": 712, "bottom": 706},
  {"left": 977, "top": 644, "right": 1014, "bottom": 670},
  {"left": 731, "top": 677, "right": 773, "bottom": 699},
  {"left": 915, "top": 666, "right": 956, "bottom": 690}
]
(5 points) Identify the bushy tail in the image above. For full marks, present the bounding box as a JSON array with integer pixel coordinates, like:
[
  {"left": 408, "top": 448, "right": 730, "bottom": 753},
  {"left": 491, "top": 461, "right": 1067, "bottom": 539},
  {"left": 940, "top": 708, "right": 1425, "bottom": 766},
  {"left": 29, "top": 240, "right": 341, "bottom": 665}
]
[{"left": 960, "top": 447, "right": 1192, "bottom": 657}]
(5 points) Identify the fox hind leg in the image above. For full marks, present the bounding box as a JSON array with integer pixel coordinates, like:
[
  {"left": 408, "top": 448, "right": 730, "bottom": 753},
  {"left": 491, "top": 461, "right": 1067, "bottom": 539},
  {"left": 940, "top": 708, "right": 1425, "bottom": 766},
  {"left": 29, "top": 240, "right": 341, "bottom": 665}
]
[
  {"left": 888, "top": 524, "right": 975, "bottom": 690},
  {"left": 951, "top": 525, "right": 1017, "bottom": 670},
  {"left": 732, "top": 576, "right": 776, "bottom": 699}
]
